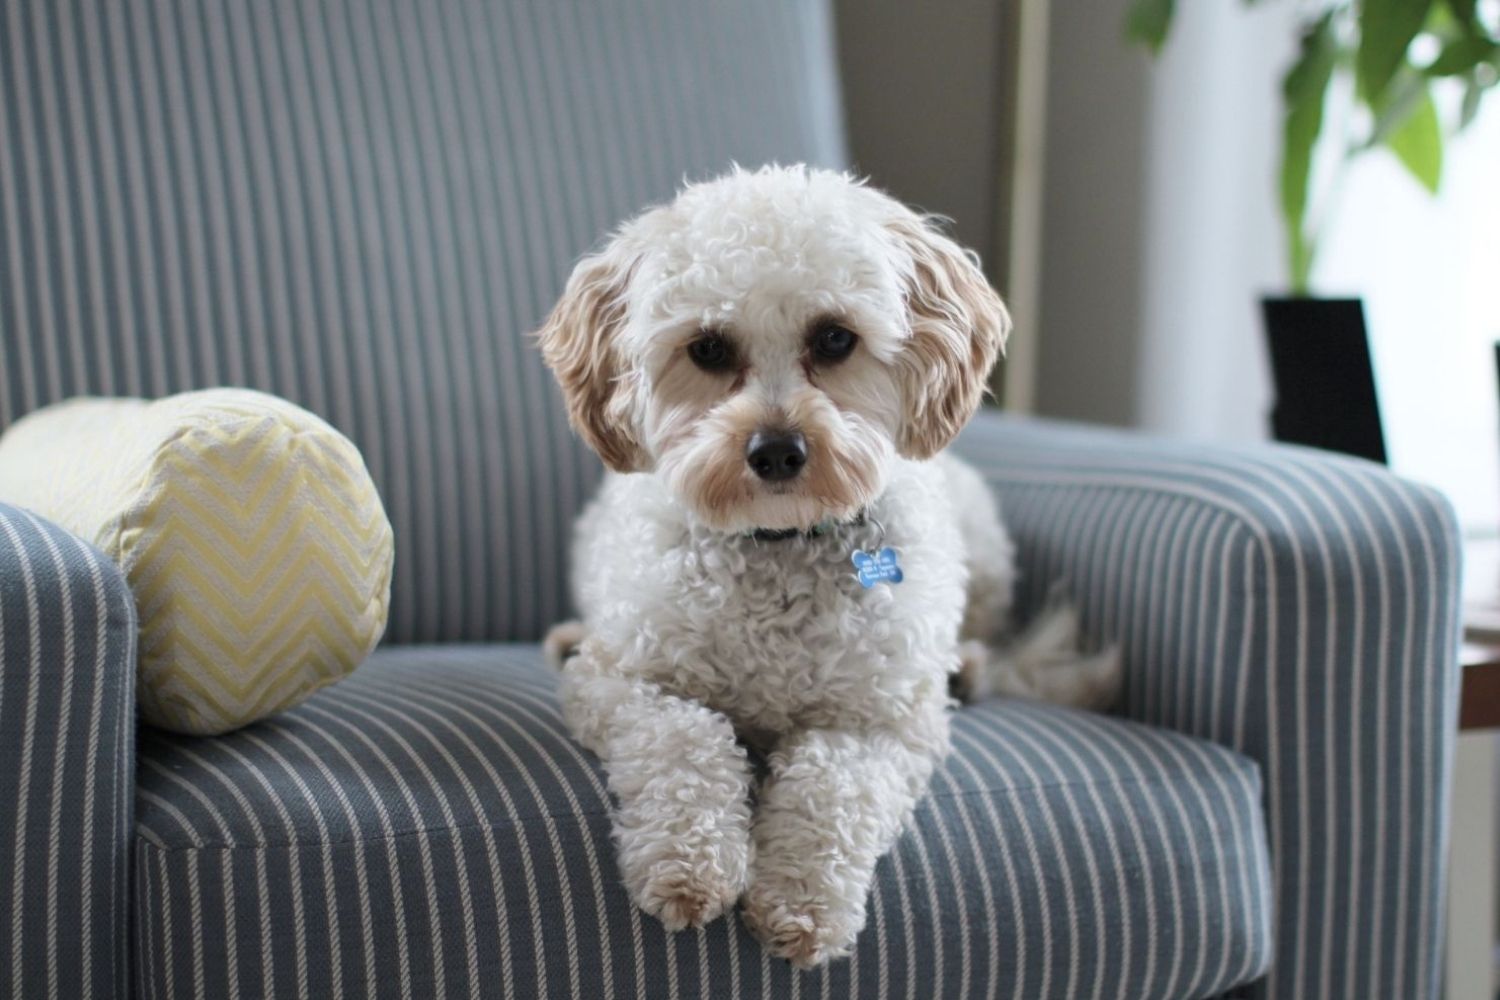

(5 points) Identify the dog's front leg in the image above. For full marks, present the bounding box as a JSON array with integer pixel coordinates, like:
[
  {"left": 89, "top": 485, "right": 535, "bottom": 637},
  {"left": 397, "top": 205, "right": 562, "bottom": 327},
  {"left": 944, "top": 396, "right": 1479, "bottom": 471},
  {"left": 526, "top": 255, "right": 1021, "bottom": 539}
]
[
  {"left": 559, "top": 645, "right": 754, "bottom": 930},
  {"left": 742, "top": 697, "right": 949, "bottom": 967}
]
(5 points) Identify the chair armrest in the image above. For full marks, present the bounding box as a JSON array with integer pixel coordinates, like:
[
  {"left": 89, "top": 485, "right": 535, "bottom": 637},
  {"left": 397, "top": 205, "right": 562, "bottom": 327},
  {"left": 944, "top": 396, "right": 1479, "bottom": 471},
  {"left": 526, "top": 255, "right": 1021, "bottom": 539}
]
[
  {"left": 0, "top": 502, "right": 137, "bottom": 998},
  {"left": 954, "top": 412, "right": 1462, "bottom": 1000}
]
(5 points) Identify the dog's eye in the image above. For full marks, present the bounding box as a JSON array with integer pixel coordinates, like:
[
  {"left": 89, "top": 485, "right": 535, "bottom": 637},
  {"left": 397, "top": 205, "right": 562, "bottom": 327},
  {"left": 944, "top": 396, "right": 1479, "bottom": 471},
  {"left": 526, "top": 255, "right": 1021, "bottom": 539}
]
[
  {"left": 687, "top": 331, "right": 736, "bottom": 372},
  {"left": 811, "top": 324, "right": 858, "bottom": 363}
]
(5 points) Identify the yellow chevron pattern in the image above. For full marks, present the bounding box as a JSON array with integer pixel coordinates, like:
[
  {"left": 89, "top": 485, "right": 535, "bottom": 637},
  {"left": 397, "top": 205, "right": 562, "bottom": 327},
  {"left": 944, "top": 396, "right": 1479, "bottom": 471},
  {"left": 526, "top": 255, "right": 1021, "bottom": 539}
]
[{"left": 0, "top": 389, "right": 394, "bottom": 735}]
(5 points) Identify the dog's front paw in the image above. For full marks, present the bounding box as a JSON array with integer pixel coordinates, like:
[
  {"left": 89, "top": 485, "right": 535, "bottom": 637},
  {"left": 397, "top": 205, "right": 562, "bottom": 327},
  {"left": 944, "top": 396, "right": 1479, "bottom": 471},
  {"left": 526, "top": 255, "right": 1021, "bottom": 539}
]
[
  {"left": 636, "top": 868, "right": 740, "bottom": 931},
  {"left": 625, "top": 853, "right": 749, "bottom": 931},
  {"left": 617, "top": 806, "right": 753, "bottom": 931},
  {"left": 599, "top": 694, "right": 757, "bottom": 932},
  {"left": 740, "top": 878, "right": 859, "bottom": 968}
]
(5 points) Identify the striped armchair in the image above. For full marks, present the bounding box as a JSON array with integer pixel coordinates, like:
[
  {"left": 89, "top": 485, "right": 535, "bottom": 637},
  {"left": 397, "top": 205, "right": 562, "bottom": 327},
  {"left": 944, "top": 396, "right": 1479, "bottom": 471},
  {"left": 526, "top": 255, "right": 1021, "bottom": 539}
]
[{"left": 0, "top": 1, "right": 1460, "bottom": 998}]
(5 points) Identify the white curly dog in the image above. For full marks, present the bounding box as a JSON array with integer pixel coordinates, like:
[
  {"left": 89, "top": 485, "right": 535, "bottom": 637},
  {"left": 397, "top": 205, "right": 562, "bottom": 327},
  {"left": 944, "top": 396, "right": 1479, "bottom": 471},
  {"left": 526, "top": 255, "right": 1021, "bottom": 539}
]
[{"left": 538, "top": 165, "right": 1119, "bottom": 968}]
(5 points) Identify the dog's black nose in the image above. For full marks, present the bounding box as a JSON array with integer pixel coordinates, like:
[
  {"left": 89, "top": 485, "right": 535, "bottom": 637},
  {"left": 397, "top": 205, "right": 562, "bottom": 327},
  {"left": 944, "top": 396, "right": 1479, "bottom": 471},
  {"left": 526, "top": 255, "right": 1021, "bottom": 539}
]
[{"left": 746, "top": 429, "right": 807, "bottom": 482}]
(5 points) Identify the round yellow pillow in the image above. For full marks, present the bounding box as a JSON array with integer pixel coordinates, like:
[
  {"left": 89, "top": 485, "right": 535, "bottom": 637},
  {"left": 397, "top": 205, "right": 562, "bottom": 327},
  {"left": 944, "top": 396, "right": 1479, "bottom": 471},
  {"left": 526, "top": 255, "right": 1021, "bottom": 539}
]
[{"left": 0, "top": 389, "right": 394, "bottom": 735}]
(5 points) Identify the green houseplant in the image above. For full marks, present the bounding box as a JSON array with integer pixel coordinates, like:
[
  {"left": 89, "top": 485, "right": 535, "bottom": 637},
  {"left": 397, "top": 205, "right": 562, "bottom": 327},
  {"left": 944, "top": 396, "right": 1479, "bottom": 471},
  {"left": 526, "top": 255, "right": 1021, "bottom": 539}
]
[
  {"left": 1129, "top": 0, "right": 1499, "bottom": 292},
  {"left": 1129, "top": 0, "right": 1498, "bottom": 461}
]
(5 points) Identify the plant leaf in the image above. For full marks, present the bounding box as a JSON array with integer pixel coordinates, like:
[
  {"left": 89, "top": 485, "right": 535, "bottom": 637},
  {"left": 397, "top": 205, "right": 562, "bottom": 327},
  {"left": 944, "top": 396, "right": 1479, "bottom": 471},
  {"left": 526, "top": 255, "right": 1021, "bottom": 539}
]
[
  {"left": 1367, "top": 70, "right": 1428, "bottom": 146},
  {"left": 1444, "top": 0, "right": 1477, "bottom": 28},
  {"left": 1287, "top": 225, "right": 1314, "bottom": 296},
  {"left": 1283, "top": 13, "right": 1337, "bottom": 104},
  {"left": 1385, "top": 86, "right": 1443, "bottom": 192},
  {"left": 1358, "top": 0, "right": 1435, "bottom": 103},
  {"left": 1125, "top": 0, "right": 1176, "bottom": 54},
  {"left": 1459, "top": 70, "right": 1486, "bottom": 129},
  {"left": 1426, "top": 34, "right": 1498, "bottom": 75},
  {"left": 1281, "top": 15, "right": 1337, "bottom": 293}
]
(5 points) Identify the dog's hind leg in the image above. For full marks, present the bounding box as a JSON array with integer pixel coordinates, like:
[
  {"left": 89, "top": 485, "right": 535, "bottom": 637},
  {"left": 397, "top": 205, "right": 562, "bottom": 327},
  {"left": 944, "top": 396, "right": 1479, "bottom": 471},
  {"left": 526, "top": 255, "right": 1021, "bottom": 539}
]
[
  {"left": 939, "top": 455, "right": 1017, "bottom": 645},
  {"left": 956, "top": 597, "right": 1122, "bottom": 711},
  {"left": 543, "top": 619, "right": 587, "bottom": 669}
]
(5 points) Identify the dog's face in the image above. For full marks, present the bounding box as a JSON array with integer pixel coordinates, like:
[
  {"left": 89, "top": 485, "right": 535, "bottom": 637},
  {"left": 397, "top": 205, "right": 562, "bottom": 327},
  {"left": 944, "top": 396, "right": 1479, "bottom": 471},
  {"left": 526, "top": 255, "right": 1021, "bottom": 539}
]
[{"left": 538, "top": 166, "right": 1010, "bottom": 533}]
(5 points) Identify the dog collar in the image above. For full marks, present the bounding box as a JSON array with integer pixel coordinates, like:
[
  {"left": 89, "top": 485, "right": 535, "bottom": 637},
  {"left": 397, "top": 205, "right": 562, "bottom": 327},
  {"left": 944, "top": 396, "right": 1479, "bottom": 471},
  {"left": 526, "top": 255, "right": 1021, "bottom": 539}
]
[
  {"left": 748, "top": 509, "right": 867, "bottom": 543},
  {"left": 744, "top": 509, "right": 904, "bottom": 587}
]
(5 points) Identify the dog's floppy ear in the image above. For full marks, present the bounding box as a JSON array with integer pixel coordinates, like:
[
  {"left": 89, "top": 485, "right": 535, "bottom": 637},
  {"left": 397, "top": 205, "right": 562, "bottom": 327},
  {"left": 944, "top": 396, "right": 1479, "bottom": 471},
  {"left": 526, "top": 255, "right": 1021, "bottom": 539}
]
[
  {"left": 536, "top": 242, "right": 646, "bottom": 472},
  {"left": 887, "top": 215, "right": 1011, "bottom": 459}
]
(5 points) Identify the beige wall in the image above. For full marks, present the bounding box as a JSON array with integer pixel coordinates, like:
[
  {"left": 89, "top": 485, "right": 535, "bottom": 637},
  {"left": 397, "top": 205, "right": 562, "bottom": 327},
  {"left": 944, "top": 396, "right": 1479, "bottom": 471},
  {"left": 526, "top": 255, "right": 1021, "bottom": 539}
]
[
  {"left": 837, "top": 0, "right": 1151, "bottom": 425},
  {"left": 834, "top": 0, "right": 1040, "bottom": 404},
  {"left": 834, "top": 1, "right": 1285, "bottom": 432},
  {"left": 833, "top": 0, "right": 1010, "bottom": 271},
  {"left": 1032, "top": 0, "right": 1151, "bottom": 426}
]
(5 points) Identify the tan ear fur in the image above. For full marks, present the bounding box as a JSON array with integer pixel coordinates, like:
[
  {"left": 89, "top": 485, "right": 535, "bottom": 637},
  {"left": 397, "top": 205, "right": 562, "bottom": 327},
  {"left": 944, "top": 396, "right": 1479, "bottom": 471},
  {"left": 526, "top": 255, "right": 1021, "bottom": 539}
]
[
  {"left": 888, "top": 216, "right": 1012, "bottom": 459},
  {"left": 535, "top": 248, "right": 646, "bottom": 472}
]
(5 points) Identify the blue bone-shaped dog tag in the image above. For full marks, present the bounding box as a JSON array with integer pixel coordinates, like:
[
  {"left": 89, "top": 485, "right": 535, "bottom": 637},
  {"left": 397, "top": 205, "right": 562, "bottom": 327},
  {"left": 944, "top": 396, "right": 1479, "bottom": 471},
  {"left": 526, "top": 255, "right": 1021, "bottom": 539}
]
[{"left": 852, "top": 547, "right": 904, "bottom": 588}]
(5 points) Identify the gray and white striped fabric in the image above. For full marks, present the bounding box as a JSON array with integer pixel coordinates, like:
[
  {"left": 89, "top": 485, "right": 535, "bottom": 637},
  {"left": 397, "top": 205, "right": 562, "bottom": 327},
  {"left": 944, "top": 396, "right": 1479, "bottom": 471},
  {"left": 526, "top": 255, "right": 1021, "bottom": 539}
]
[
  {"left": 134, "top": 643, "right": 1272, "bottom": 1000},
  {"left": 0, "top": 502, "right": 137, "bottom": 998},
  {"left": 0, "top": 0, "right": 846, "bottom": 645},
  {"left": 954, "top": 413, "right": 1463, "bottom": 1000}
]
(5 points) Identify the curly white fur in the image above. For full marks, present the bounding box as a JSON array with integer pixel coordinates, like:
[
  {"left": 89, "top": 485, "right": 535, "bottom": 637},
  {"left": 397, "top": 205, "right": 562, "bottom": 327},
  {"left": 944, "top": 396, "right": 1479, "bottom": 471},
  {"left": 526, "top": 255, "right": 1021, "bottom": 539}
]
[{"left": 538, "top": 166, "right": 1119, "bottom": 967}]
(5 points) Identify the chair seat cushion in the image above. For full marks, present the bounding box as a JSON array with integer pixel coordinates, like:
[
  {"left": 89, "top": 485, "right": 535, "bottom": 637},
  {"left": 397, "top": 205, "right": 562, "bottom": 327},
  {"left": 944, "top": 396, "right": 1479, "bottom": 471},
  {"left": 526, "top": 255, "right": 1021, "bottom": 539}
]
[{"left": 134, "top": 645, "right": 1273, "bottom": 999}]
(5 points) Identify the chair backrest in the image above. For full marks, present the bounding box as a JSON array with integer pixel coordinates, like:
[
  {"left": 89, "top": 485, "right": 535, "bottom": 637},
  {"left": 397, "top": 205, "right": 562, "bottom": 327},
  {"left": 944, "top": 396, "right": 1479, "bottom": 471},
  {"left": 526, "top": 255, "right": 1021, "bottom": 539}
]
[{"left": 0, "top": 0, "right": 847, "bottom": 642}]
